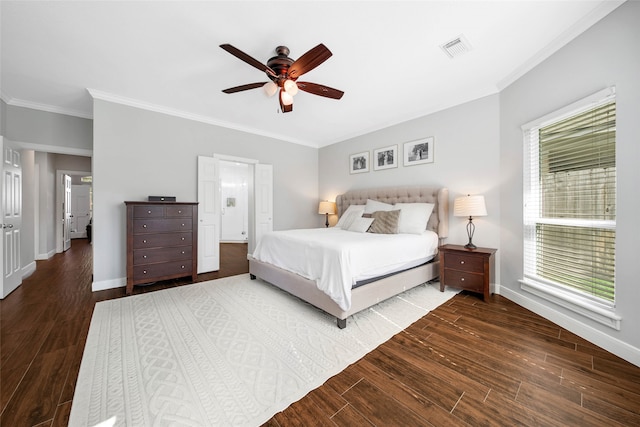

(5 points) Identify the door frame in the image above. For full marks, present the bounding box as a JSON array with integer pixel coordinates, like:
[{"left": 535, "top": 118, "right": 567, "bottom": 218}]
[{"left": 55, "top": 169, "right": 91, "bottom": 253}]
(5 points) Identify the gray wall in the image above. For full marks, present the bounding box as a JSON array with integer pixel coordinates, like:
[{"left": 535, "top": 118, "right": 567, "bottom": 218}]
[
  {"left": 4, "top": 104, "right": 92, "bottom": 151},
  {"left": 92, "top": 100, "right": 319, "bottom": 289},
  {"left": 319, "top": 94, "right": 502, "bottom": 281},
  {"left": 499, "top": 1, "right": 640, "bottom": 363}
]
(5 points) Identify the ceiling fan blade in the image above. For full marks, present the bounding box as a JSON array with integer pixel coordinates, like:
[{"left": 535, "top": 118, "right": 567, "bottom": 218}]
[
  {"left": 220, "top": 44, "right": 276, "bottom": 77},
  {"left": 296, "top": 82, "right": 344, "bottom": 100},
  {"left": 288, "top": 44, "right": 332, "bottom": 79},
  {"left": 222, "top": 82, "right": 265, "bottom": 94}
]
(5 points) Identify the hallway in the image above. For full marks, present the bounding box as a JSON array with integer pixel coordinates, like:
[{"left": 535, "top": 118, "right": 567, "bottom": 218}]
[{"left": 0, "top": 239, "right": 248, "bottom": 426}]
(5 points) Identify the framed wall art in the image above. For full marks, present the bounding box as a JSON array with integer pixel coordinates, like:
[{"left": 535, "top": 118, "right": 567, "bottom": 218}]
[
  {"left": 403, "top": 137, "right": 434, "bottom": 166},
  {"left": 349, "top": 151, "right": 369, "bottom": 174},
  {"left": 373, "top": 145, "right": 398, "bottom": 171}
]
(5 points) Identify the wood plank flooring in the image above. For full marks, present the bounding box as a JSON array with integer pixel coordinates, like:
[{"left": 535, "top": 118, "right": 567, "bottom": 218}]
[{"left": 1, "top": 239, "right": 639, "bottom": 426}]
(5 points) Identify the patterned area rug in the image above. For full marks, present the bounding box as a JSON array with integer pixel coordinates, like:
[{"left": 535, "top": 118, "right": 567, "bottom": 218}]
[{"left": 70, "top": 274, "right": 459, "bottom": 427}]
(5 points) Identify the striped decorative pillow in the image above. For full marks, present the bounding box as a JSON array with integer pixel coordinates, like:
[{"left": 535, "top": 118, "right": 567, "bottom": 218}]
[{"left": 367, "top": 210, "right": 401, "bottom": 234}]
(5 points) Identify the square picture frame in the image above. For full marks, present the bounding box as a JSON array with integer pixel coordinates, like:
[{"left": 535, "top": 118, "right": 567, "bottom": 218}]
[
  {"left": 373, "top": 145, "right": 398, "bottom": 171},
  {"left": 403, "top": 137, "right": 434, "bottom": 166},
  {"left": 349, "top": 151, "right": 369, "bottom": 174}
]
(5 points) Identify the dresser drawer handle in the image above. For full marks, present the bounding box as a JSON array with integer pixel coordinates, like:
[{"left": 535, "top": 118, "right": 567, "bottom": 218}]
[
  {"left": 181, "top": 223, "right": 185, "bottom": 227},
  {"left": 143, "top": 239, "right": 147, "bottom": 243},
  {"left": 143, "top": 224, "right": 147, "bottom": 228},
  {"left": 143, "top": 255, "right": 147, "bottom": 259},
  {"left": 178, "top": 210, "right": 182, "bottom": 214},
  {"left": 181, "top": 265, "right": 185, "bottom": 269},
  {"left": 148, "top": 210, "right": 152, "bottom": 214},
  {"left": 181, "top": 251, "right": 185, "bottom": 254},
  {"left": 143, "top": 270, "right": 147, "bottom": 274},
  {"left": 181, "top": 237, "right": 185, "bottom": 241}
]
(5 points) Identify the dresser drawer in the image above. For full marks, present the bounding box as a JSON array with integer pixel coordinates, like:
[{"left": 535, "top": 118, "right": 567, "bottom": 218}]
[
  {"left": 444, "top": 269, "right": 484, "bottom": 292},
  {"left": 166, "top": 205, "right": 193, "bottom": 218},
  {"left": 132, "top": 218, "right": 192, "bottom": 234},
  {"left": 133, "top": 205, "right": 165, "bottom": 218},
  {"left": 134, "top": 246, "right": 192, "bottom": 265},
  {"left": 444, "top": 253, "right": 484, "bottom": 273},
  {"left": 133, "top": 260, "right": 193, "bottom": 283},
  {"left": 133, "top": 232, "right": 192, "bottom": 249}
]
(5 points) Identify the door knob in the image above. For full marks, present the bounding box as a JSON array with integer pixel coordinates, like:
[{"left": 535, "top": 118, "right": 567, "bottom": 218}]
[{"left": 2, "top": 224, "right": 14, "bottom": 229}]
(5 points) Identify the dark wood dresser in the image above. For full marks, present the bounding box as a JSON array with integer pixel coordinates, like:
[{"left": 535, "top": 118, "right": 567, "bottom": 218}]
[
  {"left": 125, "top": 201, "right": 198, "bottom": 295},
  {"left": 439, "top": 244, "right": 496, "bottom": 302}
]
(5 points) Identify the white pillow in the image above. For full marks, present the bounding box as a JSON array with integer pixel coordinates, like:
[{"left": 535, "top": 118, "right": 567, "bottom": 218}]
[
  {"left": 363, "top": 199, "right": 394, "bottom": 214},
  {"left": 393, "top": 203, "right": 435, "bottom": 234},
  {"left": 335, "top": 204, "right": 365, "bottom": 229},
  {"left": 347, "top": 217, "right": 375, "bottom": 233}
]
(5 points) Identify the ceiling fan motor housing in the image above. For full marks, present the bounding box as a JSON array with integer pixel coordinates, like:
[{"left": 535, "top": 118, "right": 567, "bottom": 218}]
[{"left": 267, "top": 46, "right": 294, "bottom": 86}]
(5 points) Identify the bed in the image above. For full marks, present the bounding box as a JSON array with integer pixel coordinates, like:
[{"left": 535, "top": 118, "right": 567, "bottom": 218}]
[{"left": 248, "top": 186, "right": 449, "bottom": 328}]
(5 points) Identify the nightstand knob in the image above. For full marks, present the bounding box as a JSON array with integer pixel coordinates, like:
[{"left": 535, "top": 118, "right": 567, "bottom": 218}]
[
  {"left": 460, "top": 261, "right": 465, "bottom": 264},
  {"left": 461, "top": 278, "right": 465, "bottom": 282}
]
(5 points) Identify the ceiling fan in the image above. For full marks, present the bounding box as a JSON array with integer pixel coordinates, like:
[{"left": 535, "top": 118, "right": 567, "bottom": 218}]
[{"left": 220, "top": 43, "right": 344, "bottom": 113}]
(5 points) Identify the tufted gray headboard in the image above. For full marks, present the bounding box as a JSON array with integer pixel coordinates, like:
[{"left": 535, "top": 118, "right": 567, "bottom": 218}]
[{"left": 335, "top": 186, "right": 449, "bottom": 238}]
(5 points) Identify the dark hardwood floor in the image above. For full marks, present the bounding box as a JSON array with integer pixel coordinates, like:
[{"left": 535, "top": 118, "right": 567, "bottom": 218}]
[{"left": 1, "top": 239, "right": 639, "bottom": 426}]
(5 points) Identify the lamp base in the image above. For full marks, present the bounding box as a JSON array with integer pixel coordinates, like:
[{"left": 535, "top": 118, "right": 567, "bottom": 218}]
[
  {"left": 325, "top": 213, "right": 329, "bottom": 228},
  {"left": 464, "top": 242, "right": 477, "bottom": 250},
  {"left": 465, "top": 217, "right": 477, "bottom": 249}
]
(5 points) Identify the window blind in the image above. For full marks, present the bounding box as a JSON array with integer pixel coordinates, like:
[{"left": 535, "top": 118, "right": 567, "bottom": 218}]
[{"left": 524, "top": 98, "right": 616, "bottom": 303}]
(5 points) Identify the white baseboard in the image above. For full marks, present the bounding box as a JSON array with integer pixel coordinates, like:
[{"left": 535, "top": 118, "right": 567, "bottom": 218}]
[
  {"left": 35, "top": 249, "right": 56, "bottom": 260},
  {"left": 21, "top": 261, "right": 37, "bottom": 280},
  {"left": 499, "top": 286, "right": 640, "bottom": 367},
  {"left": 92, "top": 277, "right": 126, "bottom": 292}
]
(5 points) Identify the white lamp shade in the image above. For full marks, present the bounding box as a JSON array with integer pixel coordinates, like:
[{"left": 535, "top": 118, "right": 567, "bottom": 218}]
[
  {"left": 284, "top": 79, "right": 299, "bottom": 96},
  {"left": 263, "top": 81, "right": 277, "bottom": 97},
  {"left": 318, "top": 201, "right": 336, "bottom": 215},
  {"left": 453, "top": 195, "right": 487, "bottom": 217},
  {"left": 280, "top": 90, "right": 294, "bottom": 106}
]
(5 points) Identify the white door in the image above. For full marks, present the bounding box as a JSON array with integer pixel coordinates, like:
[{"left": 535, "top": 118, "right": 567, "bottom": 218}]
[
  {"left": 253, "top": 163, "right": 273, "bottom": 252},
  {"left": 2, "top": 140, "right": 23, "bottom": 299},
  {"left": 62, "top": 174, "right": 72, "bottom": 251},
  {"left": 70, "top": 184, "right": 91, "bottom": 239},
  {"left": 197, "top": 156, "right": 220, "bottom": 273}
]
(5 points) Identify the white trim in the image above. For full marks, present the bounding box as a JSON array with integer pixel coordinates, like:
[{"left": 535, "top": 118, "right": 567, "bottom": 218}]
[
  {"left": 87, "top": 88, "right": 317, "bottom": 148},
  {"left": 213, "top": 153, "right": 259, "bottom": 164},
  {"left": 10, "top": 140, "right": 93, "bottom": 157},
  {"left": 1, "top": 94, "right": 92, "bottom": 119},
  {"left": 498, "top": 1, "right": 625, "bottom": 91},
  {"left": 35, "top": 250, "right": 55, "bottom": 261},
  {"left": 500, "top": 286, "right": 639, "bottom": 367},
  {"left": 21, "top": 261, "right": 37, "bottom": 280},
  {"left": 92, "top": 277, "right": 126, "bottom": 292},
  {"left": 519, "top": 278, "right": 621, "bottom": 329}
]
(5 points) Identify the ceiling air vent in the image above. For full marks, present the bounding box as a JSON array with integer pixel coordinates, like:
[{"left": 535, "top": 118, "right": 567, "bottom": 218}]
[{"left": 440, "top": 35, "right": 471, "bottom": 59}]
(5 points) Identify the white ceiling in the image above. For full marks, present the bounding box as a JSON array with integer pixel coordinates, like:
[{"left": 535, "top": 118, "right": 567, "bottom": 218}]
[{"left": 0, "top": 1, "right": 624, "bottom": 148}]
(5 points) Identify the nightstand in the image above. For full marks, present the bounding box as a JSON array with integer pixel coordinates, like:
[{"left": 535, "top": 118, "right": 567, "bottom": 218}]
[{"left": 439, "top": 244, "right": 496, "bottom": 302}]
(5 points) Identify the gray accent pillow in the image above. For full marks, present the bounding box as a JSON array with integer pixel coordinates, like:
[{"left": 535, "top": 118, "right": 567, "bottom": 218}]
[{"left": 367, "top": 210, "right": 401, "bottom": 234}]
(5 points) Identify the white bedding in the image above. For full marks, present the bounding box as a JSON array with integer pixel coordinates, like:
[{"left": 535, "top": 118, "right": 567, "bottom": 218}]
[{"left": 251, "top": 228, "right": 439, "bottom": 311}]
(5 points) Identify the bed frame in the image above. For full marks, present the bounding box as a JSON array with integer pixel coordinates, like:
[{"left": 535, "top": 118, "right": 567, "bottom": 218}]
[{"left": 248, "top": 186, "right": 449, "bottom": 328}]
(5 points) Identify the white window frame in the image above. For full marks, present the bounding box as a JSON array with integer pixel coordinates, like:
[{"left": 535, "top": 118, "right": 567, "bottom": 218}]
[{"left": 519, "top": 87, "right": 621, "bottom": 330}]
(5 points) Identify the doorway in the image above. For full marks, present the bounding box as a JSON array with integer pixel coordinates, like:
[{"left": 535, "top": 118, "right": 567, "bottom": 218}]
[{"left": 220, "top": 161, "right": 249, "bottom": 243}]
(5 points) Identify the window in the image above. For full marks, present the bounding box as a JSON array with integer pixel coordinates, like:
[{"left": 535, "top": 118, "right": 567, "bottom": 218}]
[{"left": 522, "top": 88, "right": 617, "bottom": 320}]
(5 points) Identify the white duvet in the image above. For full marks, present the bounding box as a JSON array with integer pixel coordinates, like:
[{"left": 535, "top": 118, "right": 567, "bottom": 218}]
[{"left": 251, "top": 227, "right": 439, "bottom": 311}]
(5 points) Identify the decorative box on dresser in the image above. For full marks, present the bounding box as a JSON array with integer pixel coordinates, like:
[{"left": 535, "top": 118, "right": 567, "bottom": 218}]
[
  {"left": 439, "top": 244, "right": 497, "bottom": 302},
  {"left": 125, "top": 201, "right": 198, "bottom": 295}
]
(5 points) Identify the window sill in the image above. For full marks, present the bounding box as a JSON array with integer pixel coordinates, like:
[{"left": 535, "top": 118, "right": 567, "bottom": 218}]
[{"left": 518, "top": 278, "right": 621, "bottom": 330}]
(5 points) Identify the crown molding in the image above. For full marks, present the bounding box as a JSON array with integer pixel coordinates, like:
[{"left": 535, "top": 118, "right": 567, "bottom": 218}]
[
  {"left": 0, "top": 92, "right": 93, "bottom": 119},
  {"left": 86, "top": 88, "right": 318, "bottom": 148},
  {"left": 497, "top": 0, "right": 625, "bottom": 91}
]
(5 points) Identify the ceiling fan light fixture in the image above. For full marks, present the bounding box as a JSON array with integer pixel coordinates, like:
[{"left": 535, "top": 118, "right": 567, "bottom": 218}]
[
  {"left": 280, "top": 90, "right": 294, "bottom": 106},
  {"left": 284, "top": 79, "right": 299, "bottom": 96},
  {"left": 263, "top": 81, "right": 278, "bottom": 97}
]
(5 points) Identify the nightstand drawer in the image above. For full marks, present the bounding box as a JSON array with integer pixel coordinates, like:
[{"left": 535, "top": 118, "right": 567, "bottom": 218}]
[
  {"left": 444, "top": 253, "right": 484, "bottom": 273},
  {"left": 444, "top": 269, "right": 484, "bottom": 292}
]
